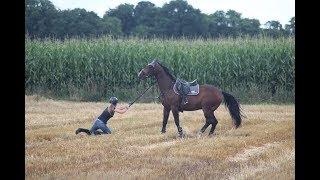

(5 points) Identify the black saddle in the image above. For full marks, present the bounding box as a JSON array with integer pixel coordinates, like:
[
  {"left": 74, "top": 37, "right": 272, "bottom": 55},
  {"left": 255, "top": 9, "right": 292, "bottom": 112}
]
[{"left": 173, "top": 78, "right": 200, "bottom": 96}]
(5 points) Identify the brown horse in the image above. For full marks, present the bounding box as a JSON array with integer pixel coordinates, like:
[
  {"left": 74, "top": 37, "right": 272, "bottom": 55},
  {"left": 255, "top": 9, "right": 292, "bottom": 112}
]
[{"left": 138, "top": 60, "right": 244, "bottom": 137}]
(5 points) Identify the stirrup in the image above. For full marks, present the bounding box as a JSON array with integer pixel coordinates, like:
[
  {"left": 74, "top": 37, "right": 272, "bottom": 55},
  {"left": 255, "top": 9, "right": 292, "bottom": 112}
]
[{"left": 183, "top": 99, "right": 188, "bottom": 105}]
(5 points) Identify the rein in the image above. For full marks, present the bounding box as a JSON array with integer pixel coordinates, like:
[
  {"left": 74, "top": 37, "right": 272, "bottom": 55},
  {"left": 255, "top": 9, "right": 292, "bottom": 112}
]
[{"left": 128, "top": 81, "right": 156, "bottom": 107}]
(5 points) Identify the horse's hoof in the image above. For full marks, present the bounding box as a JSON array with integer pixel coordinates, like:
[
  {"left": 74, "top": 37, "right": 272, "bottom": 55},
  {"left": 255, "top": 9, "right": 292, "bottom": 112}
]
[
  {"left": 197, "top": 131, "right": 203, "bottom": 136},
  {"left": 161, "top": 128, "right": 166, "bottom": 133},
  {"left": 178, "top": 131, "right": 184, "bottom": 138}
]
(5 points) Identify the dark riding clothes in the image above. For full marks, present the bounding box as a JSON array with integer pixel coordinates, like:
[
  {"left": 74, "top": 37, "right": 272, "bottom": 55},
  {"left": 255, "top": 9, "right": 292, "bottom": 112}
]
[
  {"left": 89, "top": 107, "right": 114, "bottom": 134},
  {"left": 97, "top": 108, "right": 114, "bottom": 124}
]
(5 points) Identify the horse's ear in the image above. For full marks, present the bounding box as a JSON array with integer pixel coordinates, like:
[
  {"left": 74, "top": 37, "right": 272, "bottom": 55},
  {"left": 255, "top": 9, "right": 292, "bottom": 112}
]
[
  {"left": 148, "top": 60, "right": 157, "bottom": 67},
  {"left": 154, "top": 59, "right": 163, "bottom": 66},
  {"left": 155, "top": 59, "right": 162, "bottom": 65}
]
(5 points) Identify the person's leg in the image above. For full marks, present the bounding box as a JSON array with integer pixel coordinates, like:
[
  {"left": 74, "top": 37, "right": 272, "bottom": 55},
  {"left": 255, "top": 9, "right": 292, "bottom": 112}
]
[
  {"left": 96, "top": 120, "right": 112, "bottom": 134},
  {"left": 93, "top": 130, "right": 102, "bottom": 135},
  {"left": 89, "top": 119, "right": 100, "bottom": 135}
]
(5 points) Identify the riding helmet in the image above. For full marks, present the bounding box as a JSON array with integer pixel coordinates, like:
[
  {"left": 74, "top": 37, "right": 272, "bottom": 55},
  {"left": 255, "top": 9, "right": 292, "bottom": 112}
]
[{"left": 109, "top": 96, "right": 118, "bottom": 105}]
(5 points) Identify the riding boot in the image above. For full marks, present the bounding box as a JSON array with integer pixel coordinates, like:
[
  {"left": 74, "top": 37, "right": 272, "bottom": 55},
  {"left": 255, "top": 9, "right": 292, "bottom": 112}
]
[
  {"left": 75, "top": 128, "right": 91, "bottom": 135},
  {"left": 93, "top": 130, "right": 102, "bottom": 135}
]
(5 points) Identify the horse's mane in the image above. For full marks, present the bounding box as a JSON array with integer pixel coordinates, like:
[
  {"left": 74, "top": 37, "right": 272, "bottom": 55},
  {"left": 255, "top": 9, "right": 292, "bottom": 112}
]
[{"left": 156, "top": 61, "right": 176, "bottom": 82}]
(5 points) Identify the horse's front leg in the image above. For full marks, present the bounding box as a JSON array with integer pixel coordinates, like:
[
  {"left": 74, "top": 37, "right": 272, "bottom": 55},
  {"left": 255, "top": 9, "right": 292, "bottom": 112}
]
[
  {"left": 161, "top": 107, "right": 171, "bottom": 133},
  {"left": 171, "top": 106, "right": 184, "bottom": 137}
]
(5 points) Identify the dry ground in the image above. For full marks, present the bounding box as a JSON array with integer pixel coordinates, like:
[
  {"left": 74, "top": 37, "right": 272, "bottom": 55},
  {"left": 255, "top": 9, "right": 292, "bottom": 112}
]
[{"left": 25, "top": 95, "right": 295, "bottom": 179}]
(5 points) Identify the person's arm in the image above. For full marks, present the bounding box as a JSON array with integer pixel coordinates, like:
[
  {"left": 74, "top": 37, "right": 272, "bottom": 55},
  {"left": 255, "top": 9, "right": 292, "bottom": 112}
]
[
  {"left": 114, "top": 106, "right": 129, "bottom": 114},
  {"left": 91, "top": 115, "right": 98, "bottom": 122},
  {"left": 118, "top": 106, "right": 130, "bottom": 110}
]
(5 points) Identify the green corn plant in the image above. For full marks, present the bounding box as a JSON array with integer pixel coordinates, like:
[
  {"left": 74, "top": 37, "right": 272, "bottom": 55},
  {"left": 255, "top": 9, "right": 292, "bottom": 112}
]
[{"left": 25, "top": 35, "right": 295, "bottom": 103}]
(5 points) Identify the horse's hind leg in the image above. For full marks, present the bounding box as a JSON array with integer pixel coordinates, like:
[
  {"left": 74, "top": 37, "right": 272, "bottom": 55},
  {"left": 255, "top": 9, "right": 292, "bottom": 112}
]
[
  {"left": 200, "top": 119, "right": 210, "bottom": 133},
  {"left": 202, "top": 106, "right": 219, "bottom": 136},
  {"left": 208, "top": 114, "right": 218, "bottom": 136}
]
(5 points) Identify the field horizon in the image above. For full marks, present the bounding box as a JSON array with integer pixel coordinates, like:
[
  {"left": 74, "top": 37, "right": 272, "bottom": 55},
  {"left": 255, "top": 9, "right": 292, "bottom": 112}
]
[{"left": 25, "top": 95, "right": 295, "bottom": 179}]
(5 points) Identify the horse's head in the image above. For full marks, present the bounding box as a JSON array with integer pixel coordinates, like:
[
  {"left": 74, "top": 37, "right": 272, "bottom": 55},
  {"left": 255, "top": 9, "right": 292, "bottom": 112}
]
[{"left": 138, "top": 60, "right": 159, "bottom": 80}]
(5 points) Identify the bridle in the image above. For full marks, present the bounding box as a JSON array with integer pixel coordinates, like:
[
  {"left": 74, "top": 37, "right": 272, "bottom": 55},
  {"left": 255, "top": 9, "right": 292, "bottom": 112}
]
[{"left": 129, "top": 63, "right": 157, "bottom": 107}]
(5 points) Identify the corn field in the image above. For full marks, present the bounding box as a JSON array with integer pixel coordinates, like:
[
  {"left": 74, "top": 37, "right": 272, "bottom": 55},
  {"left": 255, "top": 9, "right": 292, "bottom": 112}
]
[{"left": 25, "top": 36, "right": 295, "bottom": 103}]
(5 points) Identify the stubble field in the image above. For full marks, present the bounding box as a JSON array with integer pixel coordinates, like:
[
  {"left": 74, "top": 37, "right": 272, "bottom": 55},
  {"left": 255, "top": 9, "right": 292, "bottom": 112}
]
[{"left": 25, "top": 95, "right": 294, "bottom": 179}]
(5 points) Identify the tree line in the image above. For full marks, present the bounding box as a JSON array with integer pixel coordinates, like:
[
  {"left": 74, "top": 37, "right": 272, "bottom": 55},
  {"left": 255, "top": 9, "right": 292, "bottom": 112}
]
[{"left": 26, "top": 0, "right": 295, "bottom": 39}]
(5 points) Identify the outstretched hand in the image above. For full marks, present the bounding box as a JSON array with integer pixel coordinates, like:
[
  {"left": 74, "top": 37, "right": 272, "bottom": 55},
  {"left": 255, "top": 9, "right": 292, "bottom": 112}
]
[
  {"left": 115, "top": 105, "right": 130, "bottom": 114},
  {"left": 117, "top": 105, "right": 129, "bottom": 110}
]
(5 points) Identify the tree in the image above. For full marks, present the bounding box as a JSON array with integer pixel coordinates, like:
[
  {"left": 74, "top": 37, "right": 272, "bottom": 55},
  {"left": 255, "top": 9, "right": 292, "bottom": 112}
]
[
  {"left": 265, "top": 20, "right": 283, "bottom": 30},
  {"left": 25, "top": 0, "right": 290, "bottom": 39},
  {"left": 25, "top": 0, "right": 59, "bottom": 38},
  {"left": 105, "top": 4, "right": 135, "bottom": 35},
  {"left": 132, "top": 1, "right": 159, "bottom": 37},
  {"left": 134, "top": 1, "right": 157, "bottom": 27},
  {"left": 225, "top": 10, "right": 242, "bottom": 37},
  {"left": 159, "top": 0, "right": 207, "bottom": 37},
  {"left": 132, "top": 25, "right": 154, "bottom": 37},
  {"left": 56, "top": 8, "right": 105, "bottom": 38},
  {"left": 101, "top": 17, "right": 123, "bottom": 36},
  {"left": 285, "top": 17, "right": 295, "bottom": 36},
  {"left": 208, "top": 11, "right": 228, "bottom": 37},
  {"left": 240, "top": 18, "right": 261, "bottom": 36},
  {"left": 263, "top": 20, "right": 286, "bottom": 38}
]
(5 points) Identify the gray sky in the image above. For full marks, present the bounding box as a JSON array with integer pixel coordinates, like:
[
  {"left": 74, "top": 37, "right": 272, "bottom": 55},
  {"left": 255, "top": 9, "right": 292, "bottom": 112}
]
[{"left": 50, "top": 0, "right": 295, "bottom": 26}]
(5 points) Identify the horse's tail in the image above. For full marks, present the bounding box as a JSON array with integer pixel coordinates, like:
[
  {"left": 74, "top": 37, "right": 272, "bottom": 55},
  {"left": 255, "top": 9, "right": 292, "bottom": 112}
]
[{"left": 222, "top": 91, "right": 244, "bottom": 128}]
